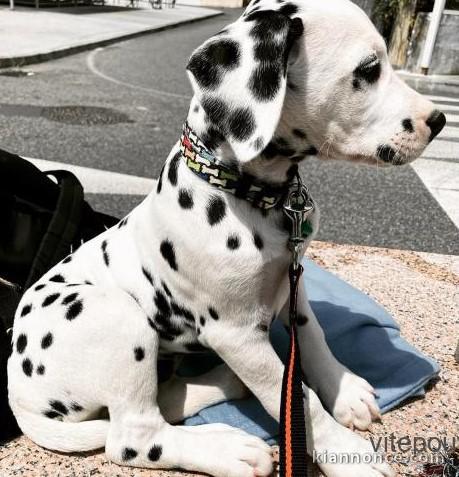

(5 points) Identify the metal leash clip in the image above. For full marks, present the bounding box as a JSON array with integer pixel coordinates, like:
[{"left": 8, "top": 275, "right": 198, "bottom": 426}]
[{"left": 283, "top": 174, "right": 314, "bottom": 270}]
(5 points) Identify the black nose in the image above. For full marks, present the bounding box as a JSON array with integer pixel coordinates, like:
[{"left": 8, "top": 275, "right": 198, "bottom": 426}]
[{"left": 426, "top": 110, "right": 446, "bottom": 141}]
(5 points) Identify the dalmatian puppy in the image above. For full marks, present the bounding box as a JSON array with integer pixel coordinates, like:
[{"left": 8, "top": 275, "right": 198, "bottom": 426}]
[{"left": 8, "top": 0, "right": 445, "bottom": 476}]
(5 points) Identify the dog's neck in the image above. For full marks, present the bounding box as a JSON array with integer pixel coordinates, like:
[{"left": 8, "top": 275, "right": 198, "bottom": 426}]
[{"left": 185, "top": 96, "right": 317, "bottom": 187}]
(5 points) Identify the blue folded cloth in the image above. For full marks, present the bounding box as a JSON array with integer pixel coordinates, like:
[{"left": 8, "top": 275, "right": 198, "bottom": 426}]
[{"left": 180, "top": 258, "right": 440, "bottom": 443}]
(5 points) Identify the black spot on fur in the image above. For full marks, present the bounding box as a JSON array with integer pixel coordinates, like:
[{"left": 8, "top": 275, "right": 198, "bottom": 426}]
[
  {"left": 44, "top": 410, "right": 61, "bottom": 419},
  {"left": 37, "top": 364, "right": 45, "bottom": 375},
  {"left": 66, "top": 300, "right": 83, "bottom": 320},
  {"left": 162, "top": 281, "right": 172, "bottom": 298},
  {"left": 201, "top": 97, "right": 229, "bottom": 131},
  {"left": 297, "top": 314, "right": 308, "bottom": 325},
  {"left": 402, "top": 118, "right": 414, "bottom": 133},
  {"left": 85, "top": 280, "right": 93, "bottom": 285},
  {"left": 278, "top": 2, "right": 299, "bottom": 16},
  {"left": 49, "top": 274, "right": 65, "bottom": 283},
  {"left": 178, "top": 188, "right": 194, "bottom": 209},
  {"left": 134, "top": 347, "right": 145, "bottom": 361},
  {"left": 207, "top": 195, "right": 226, "bottom": 226},
  {"left": 228, "top": 107, "right": 256, "bottom": 141},
  {"left": 101, "top": 240, "right": 110, "bottom": 266},
  {"left": 22, "top": 358, "right": 33, "bottom": 377},
  {"left": 188, "top": 40, "right": 240, "bottom": 90},
  {"left": 122, "top": 447, "right": 138, "bottom": 461},
  {"left": 71, "top": 402, "right": 84, "bottom": 412},
  {"left": 248, "top": 10, "right": 289, "bottom": 37},
  {"left": 168, "top": 152, "right": 181, "bottom": 186},
  {"left": 62, "top": 255, "right": 72, "bottom": 264},
  {"left": 200, "top": 316, "right": 206, "bottom": 326},
  {"left": 142, "top": 267, "right": 154, "bottom": 285},
  {"left": 253, "top": 232, "right": 264, "bottom": 250},
  {"left": 42, "top": 293, "right": 60, "bottom": 307},
  {"left": 227, "top": 234, "right": 240, "bottom": 250},
  {"left": 171, "top": 303, "right": 195, "bottom": 322},
  {"left": 292, "top": 128, "right": 307, "bottom": 139},
  {"left": 35, "top": 284, "right": 46, "bottom": 291},
  {"left": 201, "top": 127, "right": 225, "bottom": 151},
  {"left": 62, "top": 293, "right": 78, "bottom": 305},
  {"left": 41, "top": 332, "right": 53, "bottom": 349},
  {"left": 160, "top": 240, "right": 178, "bottom": 271},
  {"left": 262, "top": 138, "right": 295, "bottom": 159},
  {"left": 50, "top": 400, "right": 68, "bottom": 415},
  {"left": 148, "top": 445, "right": 163, "bottom": 462},
  {"left": 253, "top": 40, "right": 283, "bottom": 63},
  {"left": 257, "top": 323, "right": 269, "bottom": 332},
  {"left": 193, "top": 104, "right": 200, "bottom": 113},
  {"left": 155, "top": 290, "right": 171, "bottom": 316},
  {"left": 20, "top": 304, "right": 32, "bottom": 317},
  {"left": 16, "top": 334, "right": 27, "bottom": 354},
  {"left": 208, "top": 307, "right": 219, "bottom": 320},
  {"left": 157, "top": 164, "right": 165, "bottom": 194},
  {"left": 253, "top": 136, "right": 264, "bottom": 151}
]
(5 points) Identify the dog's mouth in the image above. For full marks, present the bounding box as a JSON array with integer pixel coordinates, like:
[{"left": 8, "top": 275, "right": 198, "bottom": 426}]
[{"left": 320, "top": 140, "right": 427, "bottom": 167}]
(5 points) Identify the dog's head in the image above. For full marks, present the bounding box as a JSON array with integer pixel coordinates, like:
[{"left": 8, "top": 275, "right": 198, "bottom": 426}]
[{"left": 186, "top": 0, "right": 445, "bottom": 169}]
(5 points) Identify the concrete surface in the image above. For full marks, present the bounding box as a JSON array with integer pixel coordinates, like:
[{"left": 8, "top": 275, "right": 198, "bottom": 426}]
[
  {"left": 0, "top": 4, "right": 221, "bottom": 68},
  {"left": 0, "top": 241, "right": 457, "bottom": 477}
]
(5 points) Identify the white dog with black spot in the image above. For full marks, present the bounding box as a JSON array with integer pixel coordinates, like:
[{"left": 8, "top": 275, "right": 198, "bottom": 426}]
[{"left": 8, "top": 0, "right": 445, "bottom": 476}]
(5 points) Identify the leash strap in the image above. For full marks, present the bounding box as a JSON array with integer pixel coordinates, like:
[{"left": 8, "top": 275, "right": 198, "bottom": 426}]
[
  {"left": 280, "top": 176, "right": 314, "bottom": 477},
  {"left": 280, "top": 263, "right": 308, "bottom": 477}
]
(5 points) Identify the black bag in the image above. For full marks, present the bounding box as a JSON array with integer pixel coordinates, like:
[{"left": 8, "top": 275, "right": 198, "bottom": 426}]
[{"left": 0, "top": 148, "right": 119, "bottom": 443}]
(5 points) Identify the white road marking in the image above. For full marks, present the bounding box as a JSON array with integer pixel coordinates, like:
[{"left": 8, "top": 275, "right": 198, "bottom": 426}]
[
  {"left": 28, "top": 157, "right": 155, "bottom": 196},
  {"left": 411, "top": 94, "right": 459, "bottom": 229},
  {"left": 86, "top": 48, "right": 190, "bottom": 100}
]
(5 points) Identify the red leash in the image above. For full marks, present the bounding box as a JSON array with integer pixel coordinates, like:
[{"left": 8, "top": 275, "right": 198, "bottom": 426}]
[{"left": 279, "top": 176, "right": 314, "bottom": 477}]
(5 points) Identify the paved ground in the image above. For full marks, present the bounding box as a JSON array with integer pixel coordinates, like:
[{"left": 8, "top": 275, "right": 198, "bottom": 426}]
[
  {"left": 0, "top": 8, "right": 457, "bottom": 254},
  {"left": 1, "top": 242, "right": 457, "bottom": 477},
  {"left": 0, "top": 3, "right": 220, "bottom": 67}
]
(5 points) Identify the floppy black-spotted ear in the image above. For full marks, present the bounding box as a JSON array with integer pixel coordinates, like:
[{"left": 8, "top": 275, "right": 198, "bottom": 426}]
[{"left": 186, "top": 8, "right": 304, "bottom": 162}]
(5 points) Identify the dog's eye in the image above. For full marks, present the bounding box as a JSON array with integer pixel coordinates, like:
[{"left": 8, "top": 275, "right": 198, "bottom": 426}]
[{"left": 354, "top": 55, "right": 381, "bottom": 85}]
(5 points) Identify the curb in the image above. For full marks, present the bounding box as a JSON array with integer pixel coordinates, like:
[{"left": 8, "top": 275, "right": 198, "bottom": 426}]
[
  {"left": 397, "top": 70, "right": 459, "bottom": 96},
  {"left": 0, "top": 10, "right": 222, "bottom": 69}
]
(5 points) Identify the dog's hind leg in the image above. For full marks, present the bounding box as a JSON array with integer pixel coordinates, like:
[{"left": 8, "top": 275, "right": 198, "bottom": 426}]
[
  {"left": 157, "top": 363, "right": 249, "bottom": 423},
  {"left": 102, "top": 317, "right": 272, "bottom": 477},
  {"left": 106, "top": 366, "right": 272, "bottom": 477}
]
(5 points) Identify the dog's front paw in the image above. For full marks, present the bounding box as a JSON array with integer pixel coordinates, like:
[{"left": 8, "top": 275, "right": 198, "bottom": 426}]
[
  {"left": 314, "top": 421, "right": 394, "bottom": 477},
  {"left": 327, "top": 369, "right": 381, "bottom": 431}
]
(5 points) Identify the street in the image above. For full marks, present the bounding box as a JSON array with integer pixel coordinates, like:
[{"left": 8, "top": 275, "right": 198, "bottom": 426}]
[{"left": 0, "top": 8, "right": 458, "bottom": 254}]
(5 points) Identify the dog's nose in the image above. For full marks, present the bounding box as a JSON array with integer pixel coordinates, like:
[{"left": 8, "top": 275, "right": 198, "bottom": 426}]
[{"left": 426, "top": 110, "right": 446, "bottom": 141}]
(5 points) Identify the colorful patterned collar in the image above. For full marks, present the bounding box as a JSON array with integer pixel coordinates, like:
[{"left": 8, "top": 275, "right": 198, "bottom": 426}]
[{"left": 180, "top": 122, "right": 289, "bottom": 210}]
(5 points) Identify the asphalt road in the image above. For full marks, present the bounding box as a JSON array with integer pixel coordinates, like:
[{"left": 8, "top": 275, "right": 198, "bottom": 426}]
[{"left": 0, "top": 9, "right": 458, "bottom": 254}]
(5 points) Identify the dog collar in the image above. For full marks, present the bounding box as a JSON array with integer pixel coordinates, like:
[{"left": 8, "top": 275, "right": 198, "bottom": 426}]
[{"left": 180, "top": 122, "right": 289, "bottom": 210}]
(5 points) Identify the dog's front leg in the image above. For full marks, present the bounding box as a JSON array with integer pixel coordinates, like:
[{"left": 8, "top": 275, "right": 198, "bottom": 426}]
[
  {"left": 202, "top": 322, "right": 394, "bottom": 477},
  {"left": 201, "top": 323, "right": 284, "bottom": 419},
  {"left": 279, "top": 282, "right": 381, "bottom": 431}
]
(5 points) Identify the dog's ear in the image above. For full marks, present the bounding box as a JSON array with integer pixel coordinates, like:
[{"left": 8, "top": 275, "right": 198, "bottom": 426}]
[{"left": 186, "top": 9, "right": 304, "bottom": 162}]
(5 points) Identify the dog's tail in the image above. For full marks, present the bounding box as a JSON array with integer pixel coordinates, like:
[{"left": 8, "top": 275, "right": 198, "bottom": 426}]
[{"left": 15, "top": 409, "right": 109, "bottom": 452}]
